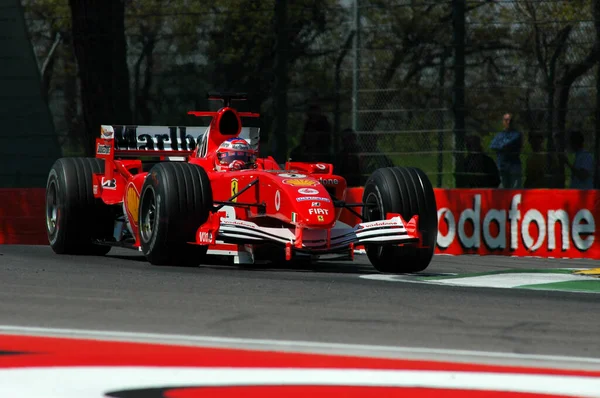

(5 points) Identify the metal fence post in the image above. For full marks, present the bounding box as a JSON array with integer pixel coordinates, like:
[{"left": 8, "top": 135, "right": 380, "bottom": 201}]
[
  {"left": 352, "top": 0, "right": 360, "bottom": 132},
  {"left": 273, "top": 0, "right": 288, "bottom": 163},
  {"left": 452, "top": 0, "right": 466, "bottom": 188}
]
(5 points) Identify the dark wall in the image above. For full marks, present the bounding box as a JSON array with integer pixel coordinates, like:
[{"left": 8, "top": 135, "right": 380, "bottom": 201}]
[{"left": 0, "top": 0, "right": 61, "bottom": 188}]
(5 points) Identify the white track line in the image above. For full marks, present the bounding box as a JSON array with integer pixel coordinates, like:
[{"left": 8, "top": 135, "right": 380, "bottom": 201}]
[
  {"left": 1, "top": 325, "right": 600, "bottom": 370},
  {"left": 360, "top": 272, "right": 600, "bottom": 294},
  {"left": 1, "top": 367, "right": 600, "bottom": 398}
]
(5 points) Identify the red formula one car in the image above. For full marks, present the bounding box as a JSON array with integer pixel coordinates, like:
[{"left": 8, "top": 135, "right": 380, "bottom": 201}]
[{"left": 45, "top": 94, "right": 438, "bottom": 273}]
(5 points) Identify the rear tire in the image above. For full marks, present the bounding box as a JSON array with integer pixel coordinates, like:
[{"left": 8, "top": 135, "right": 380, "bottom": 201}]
[
  {"left": 45, "top": 157, "right": 113, "bottom": 255},
  {"left": 362, "top": 166, "right": 437, "bottom": 273},
  {"left": 139, "top": 162, "right": 213, "bottom": 266}
]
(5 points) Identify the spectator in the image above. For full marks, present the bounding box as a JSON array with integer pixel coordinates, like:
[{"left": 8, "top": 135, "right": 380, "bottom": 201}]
[
  {"left": 524, "top": 132, "right": 555, "bottom": 188},
  {"left": 457, "top": 135, "right": 500, "bottom": 188},
  {"left": 337, "top": 128, "right": 362, "bottom": 187},
  {"left": 358, "top": 132, "right": 394, "bottom": 185},
  {"left": 562, "top": 130, "right": 594, "bottom": 189},
  {"left": 489, "top": 113, "right": 523, "bottom": 188}
]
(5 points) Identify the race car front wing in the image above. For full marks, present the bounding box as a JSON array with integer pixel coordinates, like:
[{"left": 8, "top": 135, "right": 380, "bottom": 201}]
[{"left": 196, "top": 212, "right": 422, "bottom": 259}]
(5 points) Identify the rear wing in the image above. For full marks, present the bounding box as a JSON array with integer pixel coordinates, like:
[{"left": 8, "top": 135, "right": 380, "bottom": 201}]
[{"left": 95, "top": 125, "right": 260, "bottom": 158}]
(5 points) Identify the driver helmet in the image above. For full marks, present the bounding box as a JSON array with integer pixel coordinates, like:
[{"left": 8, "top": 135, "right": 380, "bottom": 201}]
[{"left": 215, "top": 138, "right": 256, "bottom": 171}]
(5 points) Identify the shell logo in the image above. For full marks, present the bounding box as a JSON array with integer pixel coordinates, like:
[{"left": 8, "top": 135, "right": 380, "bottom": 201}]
[
  {"left": 126, "top": 184, "right": 140, "bottom": 225},
  {"left": 283, "top": 179, "right": 317, "bottom": 187}
]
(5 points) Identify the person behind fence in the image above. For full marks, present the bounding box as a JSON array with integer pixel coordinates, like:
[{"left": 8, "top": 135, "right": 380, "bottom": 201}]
[
  {"left": 289, "top": 104, "right": 332, "bottom": 163},
  {"left": 358, "top": 132, "right": 394, "bottom": 186},
  {"left": 337, "top": 128, "right": 362, "bottom": 187},
  {"left": 457, "top": 135, "right": 500, "bottom": 188},
  {"left": 489, "top": 112, "right": 522, "bottom": 188},
  {"left": 560, "top": 130, "right": 594, "bottom": 189},
  {"left": 524, "top": 132, "right": 554, "bottom": 188}
]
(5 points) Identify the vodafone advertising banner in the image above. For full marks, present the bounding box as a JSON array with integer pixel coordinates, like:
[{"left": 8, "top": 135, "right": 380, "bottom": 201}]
[
  {"left": 436, "top": 189, "right": 599, "bottom": 258},
  {"left": 342, "top": 188, "right": 600, "bottom": 259}
]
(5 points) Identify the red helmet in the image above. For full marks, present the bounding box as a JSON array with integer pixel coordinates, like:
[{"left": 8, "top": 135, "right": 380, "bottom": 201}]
[{"left": 215, "top": 138, "right": 256, "bottom": 171}]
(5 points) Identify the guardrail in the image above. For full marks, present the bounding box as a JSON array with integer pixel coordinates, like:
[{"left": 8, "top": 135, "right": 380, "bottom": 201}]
[{"left": 3, "top": 187, "right": 599, "bottom": 259}]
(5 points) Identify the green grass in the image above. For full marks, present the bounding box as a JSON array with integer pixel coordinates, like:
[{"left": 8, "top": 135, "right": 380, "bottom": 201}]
[
  {"left": 519, "top": 280, "right": 600, "bottom": 293},
  {"left": 378, "top": 132, "right": 581, "bottom": 188},
  {"left": 58, "top": 128, "right": 580, "bottom": 189}
]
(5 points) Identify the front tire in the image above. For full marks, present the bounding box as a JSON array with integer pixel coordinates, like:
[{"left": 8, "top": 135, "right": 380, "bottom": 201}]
[
  {"left": 362, "top": 166, "right": 437, "bottom": 273},
  {"left": 45, "top": 157, "right": 113, "bottom": 255},
  {"left": 138, "top": 162, "right": 213, "bottom": 266}
]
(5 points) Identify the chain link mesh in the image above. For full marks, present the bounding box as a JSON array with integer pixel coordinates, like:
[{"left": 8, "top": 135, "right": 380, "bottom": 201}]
[{"left": 20, "top": 0, "right": 599, "bottom": 188}]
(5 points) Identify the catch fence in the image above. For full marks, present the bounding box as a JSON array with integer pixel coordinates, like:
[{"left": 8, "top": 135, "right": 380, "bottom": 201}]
[{"left": 20, "top": 0, "right": 599, "bottom": 188}]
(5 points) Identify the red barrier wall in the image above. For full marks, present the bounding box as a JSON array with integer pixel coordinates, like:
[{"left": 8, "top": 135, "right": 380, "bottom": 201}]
[
  {"left": 0, "top": 188, "right": 47, "bottom": 245},
  {"left": 4, "top": 187, "right": 600, "bottom": 259}
]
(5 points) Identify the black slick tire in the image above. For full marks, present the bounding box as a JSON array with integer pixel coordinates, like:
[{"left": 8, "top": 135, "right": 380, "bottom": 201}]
[
  {"left": 45, "top": 157, "right": 113, "bottom": 255},
  {"left": 138, "top": 162, "right": 212, "bottom": 266},
  {"left": 362, "top": 166, "right": 437, "bottom": 273}
]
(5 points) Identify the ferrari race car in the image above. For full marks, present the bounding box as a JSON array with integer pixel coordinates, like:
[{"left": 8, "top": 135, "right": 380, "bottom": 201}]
[{"left": 45, "top": 94, "right": 438, "bottom": 273}]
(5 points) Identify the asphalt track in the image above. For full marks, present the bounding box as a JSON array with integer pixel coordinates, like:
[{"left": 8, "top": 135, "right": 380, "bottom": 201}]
[{"left": 1, "top": 245, "right": 599, "bottom": 369}]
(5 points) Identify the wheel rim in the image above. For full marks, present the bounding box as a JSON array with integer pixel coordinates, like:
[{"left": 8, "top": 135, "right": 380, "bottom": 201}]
[
  {"left": 140, "top": 186, "right": 157, "bottom": 243},
  {"left": 364, "top": 192, "right": 382, "bottom": 222},
  {"left": 46, "top": 180, "right": 58, "bottom": 235},
  {"left": 364, "top": 191, "right": 384, "bottom": 256}
]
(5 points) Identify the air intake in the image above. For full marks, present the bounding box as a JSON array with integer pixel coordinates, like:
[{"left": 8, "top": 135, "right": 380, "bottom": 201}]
[{"left": 219, "top": 110, "right": 240, "bottom": 136}]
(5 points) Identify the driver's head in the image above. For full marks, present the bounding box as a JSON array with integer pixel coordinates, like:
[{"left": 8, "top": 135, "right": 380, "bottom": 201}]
[{"left": 215, "top": 138, "right": 256, "bottom": 171}]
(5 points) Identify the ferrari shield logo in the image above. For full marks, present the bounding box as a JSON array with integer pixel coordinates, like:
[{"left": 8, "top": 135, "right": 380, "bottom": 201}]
[
  {"left": 318, "top": 215, "right": 324, "bottom": 222},
  {"left": 231, "top": 178, "right": 238, "bottom": 202}
]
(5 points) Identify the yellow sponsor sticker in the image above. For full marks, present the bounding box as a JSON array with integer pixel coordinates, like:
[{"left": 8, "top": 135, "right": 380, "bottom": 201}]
[
  {"left": 283, "top": 179, "right": 317, "bottom": 187},
  {"left": 126, "top": 185, "right": 139, "bottom": 225}
]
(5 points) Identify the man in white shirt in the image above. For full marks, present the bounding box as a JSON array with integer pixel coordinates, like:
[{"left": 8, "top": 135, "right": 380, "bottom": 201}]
[{"left": 563, "top": 130, "right": 594, "bottom": 189}]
